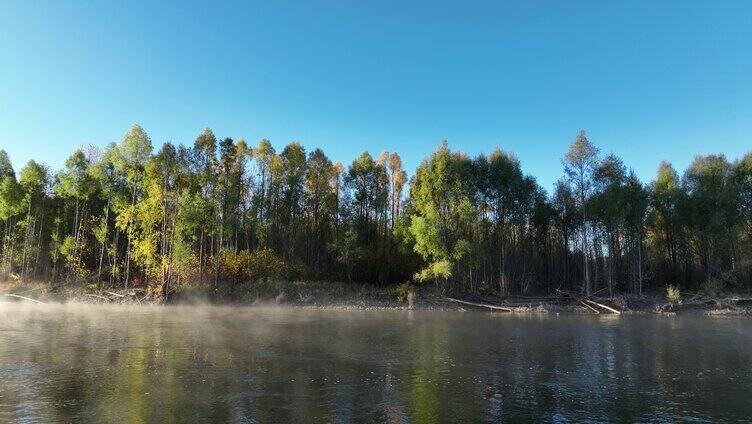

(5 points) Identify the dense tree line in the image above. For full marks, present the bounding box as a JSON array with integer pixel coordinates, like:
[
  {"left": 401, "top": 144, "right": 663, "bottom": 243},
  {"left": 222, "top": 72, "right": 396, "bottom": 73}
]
[{"left": 1, "top": 125, "right": 751, "bottom": 298}]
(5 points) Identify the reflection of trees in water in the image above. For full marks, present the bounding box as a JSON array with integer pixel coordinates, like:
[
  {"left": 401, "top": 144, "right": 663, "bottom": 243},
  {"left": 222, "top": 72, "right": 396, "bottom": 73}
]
[{"left": 0, "top": 307, "right": 751, "bottom": 422}]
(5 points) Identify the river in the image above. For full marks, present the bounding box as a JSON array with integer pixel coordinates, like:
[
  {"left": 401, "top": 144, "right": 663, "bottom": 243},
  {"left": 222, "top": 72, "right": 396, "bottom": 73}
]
[{"left": 0, "top": 303, "right": 750, "bottom": 423}]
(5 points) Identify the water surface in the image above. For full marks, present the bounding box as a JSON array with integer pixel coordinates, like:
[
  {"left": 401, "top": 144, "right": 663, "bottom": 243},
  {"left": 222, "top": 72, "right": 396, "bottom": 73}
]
[{"left": 0, "top": 304, "right": 750, "bottom": 423}]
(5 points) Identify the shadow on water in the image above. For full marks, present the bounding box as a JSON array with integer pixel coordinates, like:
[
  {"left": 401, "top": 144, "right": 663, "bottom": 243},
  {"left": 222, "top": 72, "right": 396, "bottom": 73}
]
[{"left": 0, "top": 303, "right": 751, "bottom": 423}]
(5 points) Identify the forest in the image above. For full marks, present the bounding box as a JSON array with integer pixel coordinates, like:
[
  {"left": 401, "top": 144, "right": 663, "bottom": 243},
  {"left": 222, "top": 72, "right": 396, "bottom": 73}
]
[{"left": 1, "top": 125, "right": 751, "bottom": 300}]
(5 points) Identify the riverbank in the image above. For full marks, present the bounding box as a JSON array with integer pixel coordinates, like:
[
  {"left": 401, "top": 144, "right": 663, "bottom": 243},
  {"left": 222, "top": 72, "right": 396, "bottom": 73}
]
[{"left": 1, "top": 279, "right": 751, "bottom": 315}]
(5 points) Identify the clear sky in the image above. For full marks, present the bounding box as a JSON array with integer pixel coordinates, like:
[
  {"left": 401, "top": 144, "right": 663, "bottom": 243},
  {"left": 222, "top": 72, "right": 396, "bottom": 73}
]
[{"left": 1, "top": 1, "right": 750, "bottom": 191}]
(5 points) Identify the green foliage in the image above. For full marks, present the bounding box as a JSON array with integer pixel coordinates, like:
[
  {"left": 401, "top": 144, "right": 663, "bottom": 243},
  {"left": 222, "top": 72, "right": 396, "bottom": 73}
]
[
  {"left": 56, "top": 149, "right": 94, "bottom": 200},
  {"left": 114, "top": 124, "right": 153, "bottom": 187},
  {"left": 93, "top": 216, "right": 108, "bottom": 245},
  {"left": 19, "top": 160, "right": 49, "bottom": 206},
  {"left": 408, "top": 142, "right": 475, "bottom": 287},
  {"left": 0, "top": 150, "right": 14, "bottom": 179},
  {"left": 254, "top": 249, "right": 285, "bottom": 281},
  {"left": 171, "top": 238, "right": 198, "bottom": 282},
  {"left": 414, "top": 259, "right": 452, "bottom": 282},
  {"left": 215, "top": 248, "right": 286, "bottom": 283},
  {"left": 0, "top": 175, "right": 22, "bottom": 220},
  {"left": 328, "top": 229, "right": 363, "bottom": 282},
  {"left": 3, "top": 123, "right": 752, "bottom": 300},
  {"left": 59, "top": 235, "right": 76, "bottom": 260}
]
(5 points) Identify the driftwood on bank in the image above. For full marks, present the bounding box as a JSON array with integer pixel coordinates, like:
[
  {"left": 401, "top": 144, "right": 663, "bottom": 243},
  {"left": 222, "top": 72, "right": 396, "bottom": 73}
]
[
  {"left": 660, "top": 296, "right": 752, "bottom": 312},
  {"left": 585, "top": 299, "right": 621, "bottom": 315},
  {"left": 445, "top": 297, "right": 513, "bottom": 312},
  {"left": 555, "top": 288, "right": 621, "bottom": 314},
  {"left": 577, "top": 299, "right": 600, "bottom": 314},
  {"left": 4, "top": 293, "right": 45, "bottom": 304}
]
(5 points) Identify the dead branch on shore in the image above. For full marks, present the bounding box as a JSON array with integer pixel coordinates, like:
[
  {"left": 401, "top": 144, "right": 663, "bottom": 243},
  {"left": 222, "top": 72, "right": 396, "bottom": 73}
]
[
  {"left": 660, "top": 295, "right": 752, "bottom": 312},
  {"left": 4, "top": 293, "right": 45, "bottom": 304},
  {"left": 585, "top": 299, "right": 621, "bottom": 315},
  {"left": 555, "top": 288, "right": 622, "bottom": 314},
  {"left": 577, "top": 299, "right": 600, "bottom": 314},
  {"left": 445, "top": 297, "right": 513, "bottom": 312}
]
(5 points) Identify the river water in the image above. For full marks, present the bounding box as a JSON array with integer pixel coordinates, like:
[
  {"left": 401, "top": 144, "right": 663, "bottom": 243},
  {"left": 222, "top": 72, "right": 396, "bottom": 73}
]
[{"left": 0, "top": 303, "right": 750, "bottom": 423}]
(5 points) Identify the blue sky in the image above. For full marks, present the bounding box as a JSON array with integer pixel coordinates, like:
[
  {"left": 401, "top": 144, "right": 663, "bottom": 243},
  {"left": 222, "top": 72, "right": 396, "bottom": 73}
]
[{"left": 1, "top": 0, "right": 750, "bottom": 191}]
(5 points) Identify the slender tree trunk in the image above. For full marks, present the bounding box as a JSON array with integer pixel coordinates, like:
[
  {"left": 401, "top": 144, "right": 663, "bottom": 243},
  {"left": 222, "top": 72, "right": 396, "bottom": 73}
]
[
  {"left": 637, "top": 227, "right": 643, "bottom": 296},
  {"left": 124, "top": 235, "right": 131, "bottom": 289},
  {"left": 33, "top": 212, "right": 43, "bottom": 278},
  {"left": 164, "top": 209, "right": 177, "bottom": 302},
  {"left": 2, "top": 219, "right": 8, "bottom": 274},
  {"left": 161, "top": 189, "right": 167, "bottom": 287},
  {"left": 582, "top": 221, "right": 590, "bottom": 296},
  {"left": 22, "top": 218, "right": 35, "bottom": 280},
  {"left": 21, "top": 200, "right": 32, "bottom": 282},
  {"left": 199, "top": 229, "right": 204, "bottom": 285},
  {"left": 52, "top": 219, "right": 60, "bottom": 284},
  {"left": 124, "top": 183, "right": 138, "bottom": 289},
  {"left": 110, "top": 228, "right": 120, "bottom": 286},
  {"left": 97, "top": 200, "right": 110, "bottom": 282},
  {"left": 1, "top": 219, "right": 7, "bottom": 276},
  {"left": 214, "top": 231, "right": 222, "bottom": 292}
]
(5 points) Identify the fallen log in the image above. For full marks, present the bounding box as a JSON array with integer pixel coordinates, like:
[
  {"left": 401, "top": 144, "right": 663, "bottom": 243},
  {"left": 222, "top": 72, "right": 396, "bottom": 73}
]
[
  {"left": 585, "top": 299, "right": 621, "bottom": 315},
  {"left": 445, "top": 297, "right": 513, "bottom": 312},
  {"left": 555, "top": 288, "right": 599, "bottom": 314},
  {"left": 554, "top": 288, "right": 622, "bottom": 314},
  {"left": 501, "top": 302, "right": 546, "bottom": 307},
  {"left": 725, "top": 297, "right": 752, "bottom": 302},
  {"left": 5, "top": 293, "right": 45, "bottom": 304},
  {"left": 577, "top": 299, "right": 600, "bottom": 314}
]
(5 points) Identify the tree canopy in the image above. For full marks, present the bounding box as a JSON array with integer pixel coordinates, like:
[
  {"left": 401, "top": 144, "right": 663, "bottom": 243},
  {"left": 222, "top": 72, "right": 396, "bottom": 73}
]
[{"left": 1, "top": 127, "right": 751, "bottom": 299}]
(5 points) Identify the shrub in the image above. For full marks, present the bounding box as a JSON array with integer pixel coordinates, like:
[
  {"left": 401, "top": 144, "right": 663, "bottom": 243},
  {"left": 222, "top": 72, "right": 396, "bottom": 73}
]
[
  {"left": 285, "top": 259, "right": 309, "bottom": 281},
  {"left": 247, "top": 248, "right": 286, "bottom": 282},
  {"left": 666, "top": 284, "right": 681, "bottom": 303},
  {"left": 478, "top": 280, "right": 493, "bottom": 294},
  {"left": 395, "top": 282, "right": 412, "bottom": 301},
  {"left": 395, "top": 282, "right": 416, "bottom": 308},
  {"left": 215, "top": 248, "right": 287, "bottom": 284},
  {"left": 171, "top": 241, "right": 199, "bottom": 284},
  {"left": 701, "top": 278, "right": 724, "bottom": 298}
]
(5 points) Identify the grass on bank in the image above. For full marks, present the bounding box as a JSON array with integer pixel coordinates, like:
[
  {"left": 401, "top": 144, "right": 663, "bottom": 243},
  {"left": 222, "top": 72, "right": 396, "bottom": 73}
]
[{"left": 666, "top": 285, "right": 681, "bottom": 303}]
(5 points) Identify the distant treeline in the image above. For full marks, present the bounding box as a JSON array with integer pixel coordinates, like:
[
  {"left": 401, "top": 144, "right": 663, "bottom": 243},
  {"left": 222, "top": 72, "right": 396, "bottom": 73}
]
[{"left": 1, "top": 125, "right": 750, "bottom": 298}]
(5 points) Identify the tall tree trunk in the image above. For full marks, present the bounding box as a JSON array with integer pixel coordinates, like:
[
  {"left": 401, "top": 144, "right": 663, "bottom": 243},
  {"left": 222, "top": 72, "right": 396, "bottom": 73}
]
[
  {"left": 33, "top": 213, "right": 43, "bottom": 277},
  {"left": 97, "top": 200, "right": 110, "bottom": 282},
  {"left": 21, "top": 200, "right": 32, "bottom": 282},
  {"left": 582, "top": 223, "right": 590, "bottom": 296},
  {"left": 637, "top": 227, "right": 643, "bottom": 296},
  {"left": 199, "top": 229, "right": 204, "bottom": 286}
]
